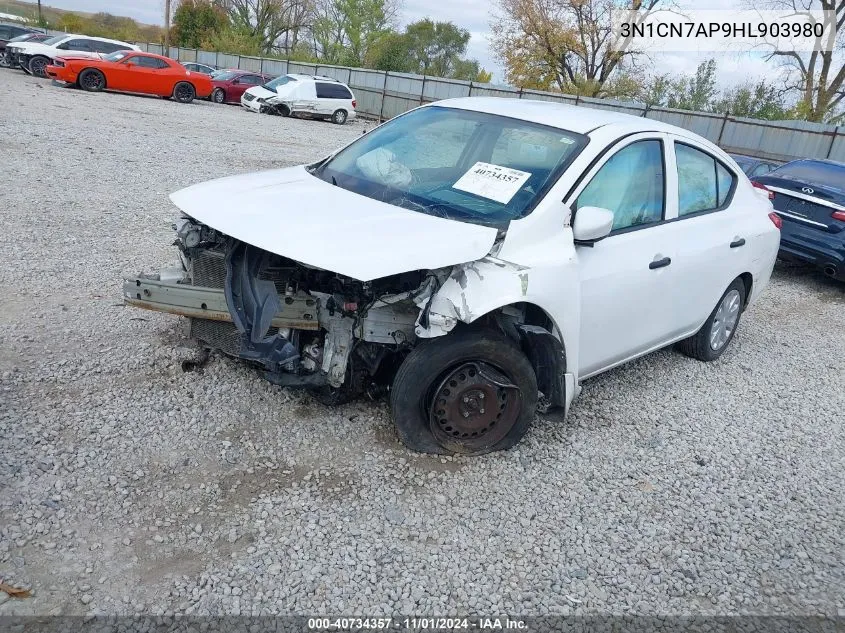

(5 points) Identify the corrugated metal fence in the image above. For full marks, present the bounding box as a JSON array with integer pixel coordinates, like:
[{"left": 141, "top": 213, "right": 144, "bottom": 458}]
[{"left": 136, "top": 42, "right": 843, "bottom": 163}]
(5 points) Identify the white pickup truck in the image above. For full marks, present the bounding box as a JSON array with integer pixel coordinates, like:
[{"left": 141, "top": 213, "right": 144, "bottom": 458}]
[{"left": 124, "top": 98, "right": 780, "bottom": 455}]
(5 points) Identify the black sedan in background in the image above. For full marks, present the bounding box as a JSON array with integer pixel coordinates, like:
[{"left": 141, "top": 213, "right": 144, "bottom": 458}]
[
  {"left": 754, "top": 159, "right": 845, "bottom": 281},
  {"left": 729, "top": 153, "right": 781, "bottom": 178}
]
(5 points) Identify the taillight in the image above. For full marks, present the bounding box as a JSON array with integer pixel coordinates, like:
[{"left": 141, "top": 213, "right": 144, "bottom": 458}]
[
  {"left": 768, "top": 212, "right": 782, "bottom": 229},
  {"left": 832, "top": 210, "right": 845, "bottom": 222},
  {"left": 752, "top": 181, "right": 775, "bottom": 201},
  {"left": 351, "top": 100, "right": 356, "bottom": 108}
]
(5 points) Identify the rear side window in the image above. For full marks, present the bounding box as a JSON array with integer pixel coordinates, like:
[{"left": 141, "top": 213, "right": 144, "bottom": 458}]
[
  {"left": 96, "top": 42, "right": 127, "bottom": 54},
  {"left": 62, "top": 39, "right": 93, "bottom": 51},
  {"left": 576, "top": 140, "right": 666, "bottom": 231},
  {"left": 316, "top": 82, "right": 352, "bottom": 99},
  {"left": 676, "top": 143, "right": 736, "bottom": 216}
]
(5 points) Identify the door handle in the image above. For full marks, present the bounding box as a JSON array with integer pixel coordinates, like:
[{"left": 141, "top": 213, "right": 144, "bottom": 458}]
[
  {"left": 730, "top": 238, "right": 746, "bottom": 248},
  {"left": 649, "top": 256, "right": 671, "bottom": 270}
]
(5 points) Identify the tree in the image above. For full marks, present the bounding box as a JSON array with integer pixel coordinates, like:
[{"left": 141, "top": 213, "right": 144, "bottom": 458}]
[
  {"left": 761, "top": 0, "right": 845, "bottom": 122},
  {"left": 173, "top": 0, "right": 229, "bottom": 49},
  {"left": 57, "top": 12, "right": 88, "bottom": 33},
  {"left": 491, "top": 0, "right": 661, "bottom": 97},
  {"left": 226, "top": 0, "right": 316, "bottom": 54},
  {"left": 201, "top": 25, "right": 264, "bottom": 55},
  {"left": 711, "top": 81, "right": 788, "bottom": 120},
  {"left": 667, "top": 58, "right": 718, "bottom": 111},
  {"left": 311, "top": 0, "right": 397, "bottom": 65},
  {"left": 403, "top": 19, "right": 471, "bottom": 77}
]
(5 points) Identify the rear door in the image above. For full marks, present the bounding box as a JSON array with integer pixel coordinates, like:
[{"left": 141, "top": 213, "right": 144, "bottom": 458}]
[
  {"left": 231, "top": 73, "right": 262, "bottom": 99},
  {"left": 664, "top": 138, "right": 752, "bottom": 334},
  {"left": 315, "top": 81, "right": 352, "bottom": 115}
]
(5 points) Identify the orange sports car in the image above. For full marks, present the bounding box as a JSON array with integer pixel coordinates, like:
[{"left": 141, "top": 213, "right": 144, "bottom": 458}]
[{"left": 46, "top": 50, "right": 213, "bottom": 103}]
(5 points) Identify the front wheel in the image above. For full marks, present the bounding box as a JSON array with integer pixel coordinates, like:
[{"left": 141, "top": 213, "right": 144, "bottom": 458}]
[
  {"left": 390, "top": 329, "right": 538, "bottom": 455},
  {"left": 78, "top": 68, "right": 106, "bottom": 92},
  {"left": 331, "top": 109, "right": 348, "bottom": 125},
  {"left": 677, "top": 278, "right": 746, "bottom": 361},
  {"left": 28, "top": 55, "right": 50, "bottom": 78},
  {"left": 211, "top": 87, "right": 225, "bottom": 103},
  {"left": 173, "top": 81, "right": 196, "bottom": 104}
]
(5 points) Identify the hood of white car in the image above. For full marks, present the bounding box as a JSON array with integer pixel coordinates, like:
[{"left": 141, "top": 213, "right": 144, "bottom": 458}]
[
  {"left": 170, "top": 166, "right": 498, "bottom": 281},
  {"left": 245, "top": 86, "right": 277, "bottom": 100},
  {"left": 12, "top": 42, "right": 56, "bottom": 55}
]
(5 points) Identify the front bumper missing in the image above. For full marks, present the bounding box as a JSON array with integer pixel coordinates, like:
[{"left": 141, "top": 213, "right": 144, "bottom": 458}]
[{"left": 122, "top": 276, "right": 320, "bottom": 331}]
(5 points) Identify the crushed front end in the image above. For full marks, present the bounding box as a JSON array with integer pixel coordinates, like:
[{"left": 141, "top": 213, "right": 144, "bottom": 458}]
[{"left": 124, "top": 217, "right": 438, "bottom": 399}]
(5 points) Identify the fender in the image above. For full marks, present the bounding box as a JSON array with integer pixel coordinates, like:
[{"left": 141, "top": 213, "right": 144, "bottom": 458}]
[{"left": 415, "top": 256, "right": 583, "bottom": 411}]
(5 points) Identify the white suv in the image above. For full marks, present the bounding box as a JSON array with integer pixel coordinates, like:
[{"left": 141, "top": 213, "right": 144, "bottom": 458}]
[
  {"left": 9, "top": 33, "right": 139, "bottom": 77},
  {"left": 241, "top": 74, "right": 356, "bottom": 124}
]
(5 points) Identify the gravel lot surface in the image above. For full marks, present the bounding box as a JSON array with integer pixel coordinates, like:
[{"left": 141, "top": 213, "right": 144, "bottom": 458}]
[{"left": 1, "top": 69, "right": 844, "bottom": 619}]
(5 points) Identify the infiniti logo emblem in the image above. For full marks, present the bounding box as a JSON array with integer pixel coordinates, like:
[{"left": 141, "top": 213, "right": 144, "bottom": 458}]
[{"left": 802, "top": 186, "right": 815, "bottom": 194}]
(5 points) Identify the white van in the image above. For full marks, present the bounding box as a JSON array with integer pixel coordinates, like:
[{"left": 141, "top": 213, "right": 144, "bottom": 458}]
[{"left": 241, "top": 74, "right": 356, "bottom": 124}]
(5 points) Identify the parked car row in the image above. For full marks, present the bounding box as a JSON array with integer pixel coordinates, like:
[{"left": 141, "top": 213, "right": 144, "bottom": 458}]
[{"left": 2, "top": 32, "right": 359, "bottom": 123}]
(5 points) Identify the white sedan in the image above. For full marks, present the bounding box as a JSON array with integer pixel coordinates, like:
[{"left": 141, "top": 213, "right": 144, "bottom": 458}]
[{"left": 124, "top": 98, "right": 781, "bottom": 455}]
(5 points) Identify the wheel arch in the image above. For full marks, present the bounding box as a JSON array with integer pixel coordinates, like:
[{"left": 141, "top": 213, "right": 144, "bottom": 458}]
[
  {"left": 458, "top": 300, "right": 570, "bottom": 410},
  {"left": 77, "top": 66, "right": 107, "bottom": 89},
  {"left": 738, "top": 272, "right": 753, "bottom": 309}
]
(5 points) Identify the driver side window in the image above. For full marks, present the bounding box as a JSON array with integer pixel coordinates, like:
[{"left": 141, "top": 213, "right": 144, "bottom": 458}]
[{"left": 576, "top": 140, "right": 665, "bottom": 232}]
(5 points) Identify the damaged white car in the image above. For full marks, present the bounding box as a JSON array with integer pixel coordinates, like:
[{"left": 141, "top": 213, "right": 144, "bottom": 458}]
[{"left": 124, "top": 98, "right": 781, "bottom": 455}]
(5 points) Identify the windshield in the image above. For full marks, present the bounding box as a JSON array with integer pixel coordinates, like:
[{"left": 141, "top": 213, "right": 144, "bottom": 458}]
[
  {"left": 213, "top": 70, "right": 238, "bottom": 81},
  {"left": 771, "top": 160, "right": 845, "bottom": 192},
  {"left": 262, "top": 74, "right": 296, "bottom": 91},
  {"left": 314, "top": 106, "right": 586, "bottom": 225},
  {"left": 104, "top": 51, "right": 130, "bottom": 62},
  {"left": 42, "top": 35, "right": 67, "bottom": 46}
]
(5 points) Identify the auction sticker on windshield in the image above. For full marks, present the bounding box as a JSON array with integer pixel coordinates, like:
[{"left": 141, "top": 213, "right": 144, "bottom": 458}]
[{"left": 452, "top": 162, "right": 531, "bottom": 204}]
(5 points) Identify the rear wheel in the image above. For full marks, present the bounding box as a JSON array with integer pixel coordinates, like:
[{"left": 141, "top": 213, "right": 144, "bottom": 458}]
[
  {"left": 331, "top": 109, "right": 348, "bottom": 125},
  {"left": 28, "top": 55, "right": 50, "bottom": 78},
  {"left": 390, "top": 329, "right": 537, "bottom": 455},
  {"left": 211, "top": 87, "right": 225, "bottom": 103},
  {"left": 78, "top": 68, "right": 106, "bottom": 92},
  {"left": 677, "top": 278, "right": 746, "bottom": 361},
  {"left": 173, "top": 81, "right": 196, "bottom": 104}
]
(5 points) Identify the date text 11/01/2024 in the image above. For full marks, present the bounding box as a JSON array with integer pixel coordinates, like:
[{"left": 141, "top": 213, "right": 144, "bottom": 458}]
[{"left": 308, "top": 617, "right": 528, "bottom": 630}]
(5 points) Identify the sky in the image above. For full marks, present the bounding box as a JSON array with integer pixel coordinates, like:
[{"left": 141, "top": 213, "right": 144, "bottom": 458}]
[{"left": 25, "top": 0, "right": 774, "bottom": 89}]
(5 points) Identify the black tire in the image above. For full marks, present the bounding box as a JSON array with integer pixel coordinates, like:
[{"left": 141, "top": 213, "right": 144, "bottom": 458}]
[
  {"left": 677, "top": 278, "right": 747, "bottom": 361},
  {"left": 331, "top": 109, "right": 348, "bottom": 125},
  {"left": 211, "top": 87, "right": 225, "bottom": 104},
  {"left": 78, "top": 68, "right": 106, "bottom": 92},
  {"left": 28, "top": 55, "right": 50, "bottom": 78},
  {"left": 278, "top": 103, "right": 291, "bottom": 117},
  {"left": 390, "top": 328, "right": 537, "bottom": 455},
  {"left": 173, "top": 81, "right": 196, "bottom": 104}
]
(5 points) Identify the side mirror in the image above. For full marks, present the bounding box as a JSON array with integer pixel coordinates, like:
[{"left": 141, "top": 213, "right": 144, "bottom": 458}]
[{"left": 572, "top": 206, "right": 614, "bottom": 245}]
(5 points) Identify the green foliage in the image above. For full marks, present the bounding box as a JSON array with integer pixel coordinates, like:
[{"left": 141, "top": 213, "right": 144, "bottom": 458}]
[
  {"left": 365, "top": 19, "right": 491, "bottom": 81},
  {"left": 200, "top": 26, "right": 263, "bottom": 57},
  {"left": 173, "top": 0, "right": 229, "bottom": 49}
]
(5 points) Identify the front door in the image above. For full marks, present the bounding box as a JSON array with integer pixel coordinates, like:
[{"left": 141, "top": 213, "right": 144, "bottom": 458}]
[{"left": 568, "top": 135, "right": 680, "bottom": 377}]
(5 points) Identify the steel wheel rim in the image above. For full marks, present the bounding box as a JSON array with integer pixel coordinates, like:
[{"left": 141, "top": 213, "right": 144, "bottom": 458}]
[
  {"left": 82, "top": 72, "right": 103, "bottom": 90},
  {"left": 428, "top": 361, "right": 521, "bottom": 452},
  {"left": 710, "top": 289, "right": 741, "bottom": 351}
]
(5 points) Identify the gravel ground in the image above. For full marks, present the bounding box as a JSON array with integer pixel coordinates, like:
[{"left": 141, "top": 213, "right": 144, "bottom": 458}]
[{"left": 1, "top": 69, "right": 844, "bottom": 619}]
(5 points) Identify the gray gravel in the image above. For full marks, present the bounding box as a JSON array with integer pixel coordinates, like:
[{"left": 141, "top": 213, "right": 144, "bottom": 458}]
[{"left": 1, "top": 69, "right": 844, "bottom": 618}]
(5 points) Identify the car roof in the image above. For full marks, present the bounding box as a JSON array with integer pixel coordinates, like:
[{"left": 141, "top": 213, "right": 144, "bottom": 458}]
[
  {"left": 61, "top": 33, "right": 136, "bottom": 45},
  {"left": 785, "top": 158, "right": 845, "bottom": 168},
  {"left": 435, "top": 97, "right": 691, "bottom": 136},
  {"left": 286, "top": 73, "right": 343, "bottom": 83},
  {"left": 1, "top": 22, "right": 36, "bottom": 29},
  {"left": 121, "top": 50, "right": 170, "bottom": 61}
]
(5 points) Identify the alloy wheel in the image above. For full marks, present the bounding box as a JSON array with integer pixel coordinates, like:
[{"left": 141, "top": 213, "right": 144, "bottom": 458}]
[{"left": 709, "top": 289, "right": 741, "bottom": 351}]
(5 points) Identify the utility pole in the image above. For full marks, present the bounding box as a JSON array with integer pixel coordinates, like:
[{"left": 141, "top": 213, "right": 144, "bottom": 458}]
[
  {"left": 164, "top": 0, "right": 171, "bottom": 51},
  {"left": 37, "top": 0, "right": 42, "bottom": 26}
]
